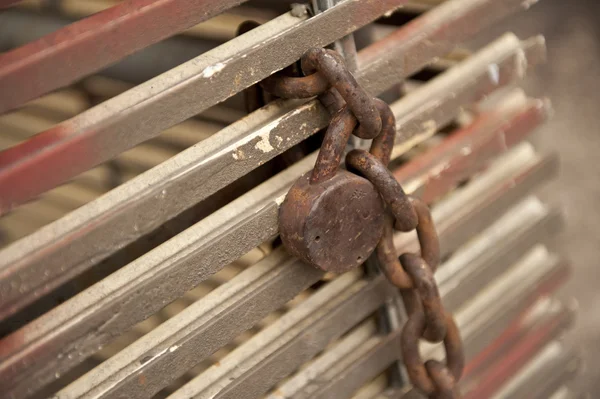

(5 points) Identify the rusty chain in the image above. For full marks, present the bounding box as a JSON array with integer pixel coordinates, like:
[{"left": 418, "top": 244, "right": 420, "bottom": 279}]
[{"left": 261, "top": 47, "right": 464, "bottom": 398}]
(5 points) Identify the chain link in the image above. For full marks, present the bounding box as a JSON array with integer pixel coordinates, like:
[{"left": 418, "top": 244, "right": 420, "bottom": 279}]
[{"left": 261, "top": 47, "right": 465, "bottom": 398}]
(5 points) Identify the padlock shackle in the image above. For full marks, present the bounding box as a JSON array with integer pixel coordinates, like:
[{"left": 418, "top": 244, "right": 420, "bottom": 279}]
[{"left": 310, "top": 105, "right": 356, "bottom": 184}]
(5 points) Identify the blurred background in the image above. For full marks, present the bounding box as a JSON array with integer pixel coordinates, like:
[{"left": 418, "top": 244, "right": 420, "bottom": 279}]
[{"left": 478, "top": 0, "right": 600, "bottom": 394}]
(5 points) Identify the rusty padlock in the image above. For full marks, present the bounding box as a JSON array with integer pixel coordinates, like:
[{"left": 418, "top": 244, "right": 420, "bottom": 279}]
[{"left": 279, "top": 106, "right": 385, "bottom": 274}]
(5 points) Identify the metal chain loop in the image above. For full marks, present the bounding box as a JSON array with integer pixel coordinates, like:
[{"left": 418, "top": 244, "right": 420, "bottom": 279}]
[{"left": 261, "top": 47, "right": 464, "bottom": 398}]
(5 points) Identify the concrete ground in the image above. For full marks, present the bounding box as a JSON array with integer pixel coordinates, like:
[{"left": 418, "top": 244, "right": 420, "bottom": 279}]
[{"left": 480, "top": 0, "right": 600, "bottom": 394}]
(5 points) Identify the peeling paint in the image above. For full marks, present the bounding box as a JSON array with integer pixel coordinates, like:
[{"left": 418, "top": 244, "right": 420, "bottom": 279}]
[
  {"left": 430, "top": 161, "right": 452, "bottom": 178},
  {"left": 200, "top": 63, "right": 225, "bottom": 78},
  {"left": 275, "top": 194, "right": 287, "bottom": 206},
  {"left": 255, "top": 130, "right": 274, "bottom": 153}
]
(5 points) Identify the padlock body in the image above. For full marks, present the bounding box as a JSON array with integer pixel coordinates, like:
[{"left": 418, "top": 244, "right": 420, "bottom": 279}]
[{"left": 279, "top": 169, "right": 385, "bottom": 273}]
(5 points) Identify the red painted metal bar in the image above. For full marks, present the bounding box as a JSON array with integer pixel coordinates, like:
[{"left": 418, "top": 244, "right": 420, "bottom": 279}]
[
  {"left": 463, "top": 304, "right": 573, "bottom": 399},
  {"left": 0, "top": 0, "right": 248, "bottom": 114},
  {"left": 0, "top": 0, "right": 22, "bottom": 9},
  {"left": 397, "top": 97, "right": 551, "bottom": 203},
  {"left": 462, "top": 261, "right": 571, "bottom": 381}
]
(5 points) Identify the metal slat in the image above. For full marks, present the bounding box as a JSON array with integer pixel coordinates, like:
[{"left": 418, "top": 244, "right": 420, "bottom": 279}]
[
  {"left": 462, "top": 304, "right": 575, "bottom": 399},
  {"left": 396, "top": 90, "right": 550, "bottom": 203},
  {"left": 0, "top": 31, "right": 546, "bottom": 322},
  {"left": 388, "top": 35, "right": 545, "bottom": 159},
  {"left": 491, "top": 341, "right": 581, "bottom": 399},
  {"left": 167, "top": 273, "right": 391, "bottom": 399},
  {"left": 452, "top": 253, "right": 571, "bottom": 368},
  {"left": 179, "top": 245, "right": 568, "bottom": 399},
  {"left": 0, "top": 0, "right": 409, "bottom": 213},
  {"left": 395, "top": 148, "right": 559, "bottom": 258},
  {"left": 438, "top": 196, "right": 563, "bottom": 311},
  {"left": 0, "top": 9, "right": 223, "bottom": 84},
  {"left": 0, "top": 105, "right": 553, "bottom": 399},
  {"left": 0, "top": 0, "right": 251, "bottom": 113}
]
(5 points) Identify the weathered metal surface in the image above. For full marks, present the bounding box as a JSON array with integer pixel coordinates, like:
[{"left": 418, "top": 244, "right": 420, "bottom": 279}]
[
  {"left": 316, "top": 55, "right": 462, "bottom": 395},
  {"left": 0, "top": 0, "right": 251, "bottom": 113},
  {"left": 402, "top": 249, "right": 570, "bottom": 398},
  {"left": 0, "top": 94, "right": 554, "bottom": 399},
  {"left": 0, "top": 31, "right": 544, "bottom": 322},
  {"left": 401, "top": 311, "right": 464, "bottom": 397},
  {"left": 0, "top": 151, "right": 313, "bottom": 399},
  {"left": 274, "top": 46, "right": 426, "bottom": 275},
  {"left": 377, "top": 197, "right": 440, "bottom": 290},
  {"left": 0, "top": 1, "right": 569, "bottom": 398},
  {"left": 0, "top": 0, "right": 410, "bottom": 215},
  {"left": 357, "top": 0, "right": 540, "bottom": 96},
  {"left": 0, "top": 119, "right": 551, "bottom": 399},
  {"left": 166, "top": 244, "right": 546, "bottom": 399},
  {"left": 390, "top": 33, "right": 545, "bottom": 159}
]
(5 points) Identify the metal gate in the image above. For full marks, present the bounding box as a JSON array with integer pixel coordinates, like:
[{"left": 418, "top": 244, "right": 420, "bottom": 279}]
[{"left": 0, "top": 0, "right": 578, "bottom": 398}]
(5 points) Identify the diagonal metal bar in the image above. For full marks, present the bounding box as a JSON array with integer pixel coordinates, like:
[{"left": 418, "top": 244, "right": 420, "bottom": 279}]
[
  {"left": 0, "top": 0, "right": 251, "bottom": 114},
  {"left": 0, "top": 0, "right": 410, "bottom": 214},
  {"left": 437, "top": 197, "right": 563, "bottom": 312},
  {"left": 396, "top": 90, "right": 551, "bottom": 203},
  {"left": 0, "top": 104, "right": 550, "bottom": 398},
  {"left": 490, "top": 341, "right": 580, "bottom": 399},
  {"left": 0, "top": 9, "right": 223, "bottom": 84},
  {"left": 0, "top": 31, "right": 545, "bottom": 322},
  {"left": 462, "top": 302, "right": 574, "bottom": 399}
]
